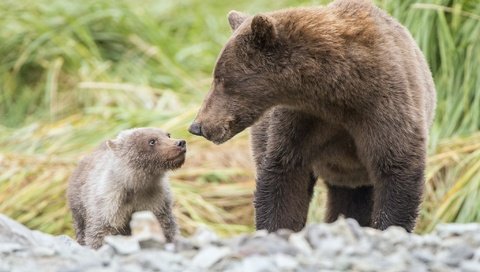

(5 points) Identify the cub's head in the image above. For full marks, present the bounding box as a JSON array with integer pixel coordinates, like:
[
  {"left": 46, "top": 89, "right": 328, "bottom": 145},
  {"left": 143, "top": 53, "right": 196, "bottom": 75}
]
[
  {"left": 189, "top": 11, "right": 288, "bottom": 144},
  {"left": 107, "top": 128, "right": 186, "bottom": 173}
]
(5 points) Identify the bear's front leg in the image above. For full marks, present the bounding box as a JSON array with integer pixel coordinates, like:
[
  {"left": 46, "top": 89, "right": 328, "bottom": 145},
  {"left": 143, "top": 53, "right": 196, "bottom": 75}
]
[
  {"left": 255, "top": 165, "right": 316, "bottom": 232},
  {"left": 351, "top": 116, "right": 426, "bottom": 232},
  {"left": 253, "top": 108, "right": 317, "bottom": 232}
]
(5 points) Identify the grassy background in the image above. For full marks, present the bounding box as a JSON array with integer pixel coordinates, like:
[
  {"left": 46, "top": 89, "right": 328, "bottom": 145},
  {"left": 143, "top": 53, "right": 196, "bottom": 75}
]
[{"left": 0, "top": 0, "right": 479, "bottom": 237}]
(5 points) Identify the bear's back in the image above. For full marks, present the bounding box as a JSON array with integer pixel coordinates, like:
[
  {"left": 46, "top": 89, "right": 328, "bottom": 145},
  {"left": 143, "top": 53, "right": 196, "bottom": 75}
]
[
  {"left": 275, "top": 0, "right": 436, "bottom": 127},
  {"left": 330, "top": 0, "right": 436, "bottom": 127}
]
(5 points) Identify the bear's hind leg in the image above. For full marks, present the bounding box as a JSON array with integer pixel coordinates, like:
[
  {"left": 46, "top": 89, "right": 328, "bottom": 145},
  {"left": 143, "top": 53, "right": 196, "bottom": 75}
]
[
  {"left": 325, "top": 184, "right": 373, "bottom": 227},
  {"left": 349, "top": 115, "right": 426, "bottom": 232}
]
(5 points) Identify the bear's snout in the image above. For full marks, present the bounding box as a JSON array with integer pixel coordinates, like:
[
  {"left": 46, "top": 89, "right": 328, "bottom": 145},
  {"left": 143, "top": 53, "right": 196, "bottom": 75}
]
[
  {"left": 188, "top": 120, "right": 231, "bottom": 145},
  {"left": 188, "top": 122, "right": 202, "bottom": 136}
]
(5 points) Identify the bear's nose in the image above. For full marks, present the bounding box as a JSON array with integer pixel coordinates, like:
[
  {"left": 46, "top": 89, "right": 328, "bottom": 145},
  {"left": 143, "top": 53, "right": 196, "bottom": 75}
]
[
  {"left": 176, "top": 140, "right": 186, "bottom": 148},
  {"left": 188, "top": 122, "right": 202, "bottom": 136}
]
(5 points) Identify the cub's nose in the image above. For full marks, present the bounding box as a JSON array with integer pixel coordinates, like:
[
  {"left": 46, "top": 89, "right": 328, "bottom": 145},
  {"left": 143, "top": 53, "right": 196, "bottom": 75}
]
[
  {"left": 176, "top": 140, "right": 186, "bottom": 148},
  {"left": 188, "top": 122, "right": 202, "bottom": 136}
]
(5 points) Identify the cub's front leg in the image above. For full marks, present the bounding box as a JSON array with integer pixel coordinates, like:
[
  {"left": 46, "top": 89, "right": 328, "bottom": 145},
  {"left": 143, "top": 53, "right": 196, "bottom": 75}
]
[
  {"left": 84, "top": 221, "right": 119, "bottom": 249},
  {"left": 153, "top": 194, "right": 178, "bottom": 243},
  {"left": 153, "top": 202, "right": 178, "bottom": 243}
]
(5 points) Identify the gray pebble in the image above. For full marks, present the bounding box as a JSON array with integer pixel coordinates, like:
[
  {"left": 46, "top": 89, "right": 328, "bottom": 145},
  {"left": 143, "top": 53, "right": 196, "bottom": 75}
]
[
  {"left": 288, "top": 231, "right": 312, "bottom": 255},
  {"left": 311, "top": 237, "right": 346, "bottom": 257},
  {"left": 1, "top": 215, "right": 480, "bottom": 272},
  {"left": 126, "top": 251, "right": 187, "bottom": 272},
  {"left": 0, "top": 242, "right": 24, "bottom": 253},
  {"left": 97, "top": 244, "right": 116, "bottom": 260},
  {"left": 460, "top": 260, "right": 480, "bottom": 272},
  {"left": 104, "top": 235, "right": 140, "bottom": 255},
  {"left": 242, "top": 255, "right": 276, "bottom": 272},
  {"left": 190, "top": 226, "right": 220, "bottom": 247},
  {"left": 0, "top": 262, "right": 10, "bottom": 272},
  {"left": 192, "top": 246, "right": 231, "bottom": 268},
  {"left": 472, "top": 248, "right": 480, "bottom": 262},
  {"left": 235, "top": 234, "right": 297, "bottom": 257},
  {"left": 273, "top": 253, "right": 298, "bottom": 270},
  {"left": 382, "top": 226, "right": 410, "bottom": 245},
  {"left": 305, "top": 224, "right": 329, "bottom": 249},
  {"left": 412, "top": 248, "right": 435, "bottom": 264},
  {"left": 436, "top": 224, "right": 480, "bottom": 237},
  {"left": 32, "top": 246, "right": 56, "bottom": 257}
]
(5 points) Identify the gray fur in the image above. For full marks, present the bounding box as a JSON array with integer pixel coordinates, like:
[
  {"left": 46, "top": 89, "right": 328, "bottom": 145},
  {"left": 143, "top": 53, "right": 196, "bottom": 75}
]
[{"left": 67, "top": 128, "right": 186, "bottom": 249}]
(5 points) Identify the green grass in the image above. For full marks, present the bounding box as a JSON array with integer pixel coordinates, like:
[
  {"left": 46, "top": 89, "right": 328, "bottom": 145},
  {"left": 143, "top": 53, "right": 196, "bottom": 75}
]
[
  {"left": 381, "top": 0, "right": 480, "bottom": 144},
  {"left": 0, "top": 0, "right": 479, "bottom": 236}
]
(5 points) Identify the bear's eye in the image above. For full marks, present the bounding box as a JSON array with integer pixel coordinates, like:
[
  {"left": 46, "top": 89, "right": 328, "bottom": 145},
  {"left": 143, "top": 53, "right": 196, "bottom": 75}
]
[
  {"left": 148, "top": 139, "right": 156, "bottom": 146},
  {"left": 166, "top": 133, "right": 171, "bottom": 138}
]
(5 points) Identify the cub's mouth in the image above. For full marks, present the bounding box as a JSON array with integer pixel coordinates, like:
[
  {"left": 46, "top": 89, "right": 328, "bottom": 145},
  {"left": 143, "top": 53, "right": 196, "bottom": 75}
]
[
  {"left": 162, "top": 148, "right": 186, "bottom": 170},
  {"left": 163, "top": 156, "right": 185, "bottom": 170}
]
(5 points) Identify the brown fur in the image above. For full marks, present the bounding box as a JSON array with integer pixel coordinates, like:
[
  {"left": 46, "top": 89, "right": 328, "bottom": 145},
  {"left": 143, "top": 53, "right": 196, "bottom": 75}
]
[
  {"left": 189, "top": 0, "right": 436, "bottom": 232},
  {"left": 67, "top": 128, "right": 186, "bottom": 248}
]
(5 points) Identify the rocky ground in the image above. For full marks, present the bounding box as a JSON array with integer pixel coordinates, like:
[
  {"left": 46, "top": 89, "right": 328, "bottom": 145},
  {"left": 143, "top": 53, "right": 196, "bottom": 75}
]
[{"left": 1, "top": 212, "right": 480, "bottom": 272}]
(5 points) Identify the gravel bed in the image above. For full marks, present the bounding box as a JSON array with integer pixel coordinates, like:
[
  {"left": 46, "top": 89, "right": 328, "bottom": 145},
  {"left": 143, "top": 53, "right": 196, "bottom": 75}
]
[{"left": 1, "top": 213, "right": 479, "bottom": 272}]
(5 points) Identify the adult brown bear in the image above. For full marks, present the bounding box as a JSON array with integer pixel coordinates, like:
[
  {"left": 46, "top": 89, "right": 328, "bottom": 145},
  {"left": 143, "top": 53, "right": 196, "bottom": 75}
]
[{"left": 189, "top": 0, "right": 436, "bottom": 232}]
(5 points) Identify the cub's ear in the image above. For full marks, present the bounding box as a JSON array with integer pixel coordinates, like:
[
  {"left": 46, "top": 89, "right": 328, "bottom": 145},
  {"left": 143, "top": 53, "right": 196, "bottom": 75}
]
[
  {"left": 106, "top": 139, "right": 117, "bottom": 151},
  {"left": 228, "top": 10, "right": 248, "bottom": 31},
  {"left": 251, "top": 14, "right": 277, "bottom": 49}
]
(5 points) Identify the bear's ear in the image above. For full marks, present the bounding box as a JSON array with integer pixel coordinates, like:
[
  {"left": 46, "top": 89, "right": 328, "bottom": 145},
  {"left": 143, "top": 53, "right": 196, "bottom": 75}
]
[
  {"left": 251, "top": 14, "right": 277, "bottom": 49},
  {"left": 228, "top": 10, "right": 248, "bottom": 31}
]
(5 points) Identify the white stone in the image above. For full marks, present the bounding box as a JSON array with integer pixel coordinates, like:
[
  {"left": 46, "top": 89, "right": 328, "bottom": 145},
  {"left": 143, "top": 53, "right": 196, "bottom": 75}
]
[
  {"left": 192, "top": 246, "right": 231, "bottom": 268},
  {"left": 104, "top": 236, "right": 140, "bottom": 255}
]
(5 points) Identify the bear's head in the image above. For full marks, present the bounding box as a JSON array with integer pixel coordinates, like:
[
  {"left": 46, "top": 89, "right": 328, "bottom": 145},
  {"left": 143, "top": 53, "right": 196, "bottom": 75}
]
[{"left": 189, "top": 11, "right": 290, "bottom": 144}]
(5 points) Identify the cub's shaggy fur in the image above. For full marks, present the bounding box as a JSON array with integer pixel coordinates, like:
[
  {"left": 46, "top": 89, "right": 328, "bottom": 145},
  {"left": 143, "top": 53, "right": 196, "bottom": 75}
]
[{"left": 67, "top": 128, "right": 186, "bottom": 248}]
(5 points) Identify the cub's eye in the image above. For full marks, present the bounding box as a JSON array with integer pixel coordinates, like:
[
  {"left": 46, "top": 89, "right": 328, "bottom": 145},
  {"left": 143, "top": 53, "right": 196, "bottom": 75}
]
[
  {"left": 148, "top": 139, "right": 156, "bottom": 146},
  {"left": 166, "top": 133, "right": 171, "bottom": 138}
]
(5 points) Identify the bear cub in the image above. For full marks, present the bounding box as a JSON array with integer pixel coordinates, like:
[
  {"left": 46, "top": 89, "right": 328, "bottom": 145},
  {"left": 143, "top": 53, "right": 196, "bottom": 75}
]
[{"left": 67, "top": 128, "right": 186, "bottom": 249}]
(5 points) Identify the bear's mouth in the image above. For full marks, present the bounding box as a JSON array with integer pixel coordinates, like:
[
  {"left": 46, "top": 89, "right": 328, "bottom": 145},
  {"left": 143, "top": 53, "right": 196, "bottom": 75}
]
[
  {"left": 211, "top": 133, "right": 231, "bottom": 145},
  {"left": 204, "top": 126, "right": 233, "bottom": 145}
]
